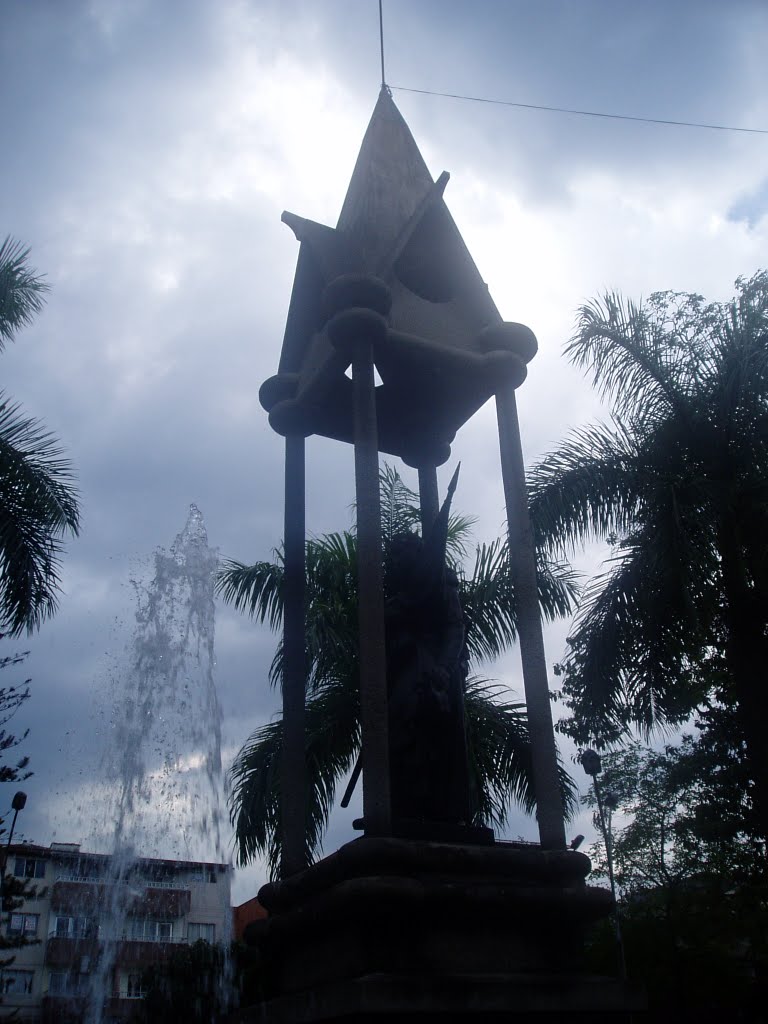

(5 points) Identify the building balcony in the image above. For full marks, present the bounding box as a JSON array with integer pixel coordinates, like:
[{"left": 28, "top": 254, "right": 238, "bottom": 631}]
[
  {"left": 41, "top": 994, "right": 87, "bottom": 1024},
  {"left": 140, "top": 886, "right": 191, "bottom": 917},
  {"left": 51, "top": 879, "right": 190, "bottom": 917},
  {"left": 104, "top": 996, "right": 147, "bottom": 1022},
  {"left": 51, "top": 879, "right": 105, "bottom": 915},
  {"left": 45, "top": 936, "right": 99, "bottom": 968},
  {"left": 114, "top": 937, "right": 186, "bottom": 967},
  {"left": 42, "top": 994, "right": 146, "bottom": 1024},
  {"left": 45, "top": 933, "right": 190, "bottom": 970}
]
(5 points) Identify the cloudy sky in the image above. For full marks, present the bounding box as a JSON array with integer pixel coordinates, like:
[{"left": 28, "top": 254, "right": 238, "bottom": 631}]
[{"left": 1, "top": 0, "right": 766, "bottom": 904}]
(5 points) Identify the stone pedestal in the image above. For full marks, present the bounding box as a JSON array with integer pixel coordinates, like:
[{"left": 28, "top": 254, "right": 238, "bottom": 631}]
[{"left": 234, "top": 837, "right": 643, "bottom": 1022}]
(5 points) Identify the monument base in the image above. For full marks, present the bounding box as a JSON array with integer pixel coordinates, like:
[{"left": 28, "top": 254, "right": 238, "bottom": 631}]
[
  {"left": 236, "top": 972, "right": 638, "bottom": 1023},
  {"left": 235, "top": 837, "right": 643, "bottom": 1022}
]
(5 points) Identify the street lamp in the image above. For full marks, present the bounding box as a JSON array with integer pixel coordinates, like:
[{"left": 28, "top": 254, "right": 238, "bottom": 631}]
[
  {"left": 581, "top": 750, "right": 627, "bottom": 980},
  {"left": 0, "top": 791, "right": 28, "bottom": 929}
]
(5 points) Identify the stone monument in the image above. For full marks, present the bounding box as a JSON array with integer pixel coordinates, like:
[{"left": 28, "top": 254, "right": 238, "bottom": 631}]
[{"left": 237, "top": 88, "right": 640, "bottom": 1022}]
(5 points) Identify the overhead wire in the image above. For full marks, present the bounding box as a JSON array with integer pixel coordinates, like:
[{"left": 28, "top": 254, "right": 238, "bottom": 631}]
[{"left": 389, "top": 85, "right": 768, "bottom": 137}]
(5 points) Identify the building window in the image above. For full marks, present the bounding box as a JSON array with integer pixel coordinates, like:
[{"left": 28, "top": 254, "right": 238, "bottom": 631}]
[
  {"left": 54, "top": 915, "right": 92, "bottom": 939},
  {"left": 187, "top": 922, "right": 215, "bottom": 942},
  {"left": 189, "top": 868, "right": 217, "bottom": 883},
  {"left": 48, "top": 971, "right": 88, "bottom": 996},
  {"left": 128, "top": 919, "right": 173, "bottom": 942},
  {"left": 48, "top": 972, "right": 65, "bottom": 995},
  {"left": 126, "top": 973, "right": 146, "bottom": 998},
  {"left": 1, "top": 970, "right": 33, "bottom": 995},
  {"left": 8, "top": 912, "right": 39, "bottom": 937},
  {"left": 13, "top": 858, "right": 45, "bottom": 879}
]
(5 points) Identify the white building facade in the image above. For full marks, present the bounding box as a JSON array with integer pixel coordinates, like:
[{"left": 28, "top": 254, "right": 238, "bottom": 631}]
[{"left": 0, "top": 842, "right": 231, "bottom": 1023}]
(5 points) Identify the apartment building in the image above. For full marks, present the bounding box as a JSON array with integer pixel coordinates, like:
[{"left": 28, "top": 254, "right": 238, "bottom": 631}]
[{"left": 0, "top": 841, "right": 231, "bottom": 1023}]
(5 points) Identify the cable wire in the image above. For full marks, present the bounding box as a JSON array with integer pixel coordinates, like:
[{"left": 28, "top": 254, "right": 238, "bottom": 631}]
[{"left": 390, "top": 84, "right": 768, "bottom": 136}]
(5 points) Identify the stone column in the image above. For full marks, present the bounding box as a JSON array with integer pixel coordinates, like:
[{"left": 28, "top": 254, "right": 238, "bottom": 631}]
[
  {"left": 477, "top": 320, "right": 566, "bottom": 851},
  {"left": 280, "top": 434, "right": 307, "bottom": 877},
  {"left": 417, "top": 464, "right": 440, "bottom": 536},
  {"left": 496, "top": 385, "right": 566, "bottom": 850},
  {"left": 326, "top": 276, "right": 392, "bottom": 837}
]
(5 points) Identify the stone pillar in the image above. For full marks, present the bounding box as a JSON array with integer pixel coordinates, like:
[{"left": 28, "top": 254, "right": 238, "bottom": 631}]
[
  {"left": 496, "top": 384, "right": 566, "bottom": 851},
  {"left": 475, "top": 320, "right": 566, "bottom": 851},
  {"left": 326, "top": 276, "right": 393, "bottom": 837},
  {"left": 280, "top": 434, "right": 307, "bottom": 878},
  {"left": 417, "top": 464, "right": 440, "bottom": 536}
]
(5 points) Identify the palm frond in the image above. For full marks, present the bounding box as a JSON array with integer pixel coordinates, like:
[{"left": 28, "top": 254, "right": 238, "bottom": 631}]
[
  {"left": 304, "top": 533, "right": 359, "bottom": 693},
  {"left": 445, "top": 510, "right": 476, "bottom": 562},
  {"left": 536, "top": 554, "right": 581, "bottom": 621},
  {"left": 378, "top": 463, "right": 421, "bottom": 544},
  {"left": 528, "top": 419, "right": 645, "bottom": 557},
  {"left": 0, "top": 237, "right": 49, "bottom": 351},
  {"left": 229, "top": 671, "right": 360, "bottom": 877},
  {"left": 460, "top": 539, "right": 516, "bottom": 663},
  {"left": 0, "top": 395, "right": 80, "bottom": 635},
  {"left": 567, "top": 291, "right": 693, "bottom": 424},
  {"left": 465, "top": 677, "right": 576, "bottom": 828},
  {"left": 557, "top": 522, "right": 717, "bottom": 745},
  {"left": 215, "top": 557, "right": 283, "bottom": 627},
  {"left": 460, "top": 538, "right": 578, "bottom": 666}
]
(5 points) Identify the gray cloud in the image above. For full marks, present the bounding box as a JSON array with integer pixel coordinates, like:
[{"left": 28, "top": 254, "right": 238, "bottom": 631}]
[{"left": 0, "top": 0, "right": 765, "bottom": 896}]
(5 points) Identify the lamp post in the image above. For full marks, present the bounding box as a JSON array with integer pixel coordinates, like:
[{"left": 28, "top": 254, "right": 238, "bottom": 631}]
[
  {"left": 0, "top": 791, "right": 27, "bottom": 933},
  {"left": 582, "top": 751, "right": 627, "bottom": 979}
]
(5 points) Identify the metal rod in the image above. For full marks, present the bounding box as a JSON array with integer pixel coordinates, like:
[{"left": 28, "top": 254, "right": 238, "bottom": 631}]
[
  {"left": 496, "top": 387, "right": 566, "bottom": 850},
  {"left": 352, "top": 336, "right": 391, "bottom": 836},
  {"left": 280, "top": 434, "right": 307, "bottom": 878},
  {"left": 378, "top": 0, "right": 386, "bottom": 87},
  {"left": 594, "top": 776, "right": 628, "bottom": 980},
  {"left": 418, "top": 465, "right": 440, "bottom": 536},
  {"left": 340, "top": 755, "right": 362, "bottom": 809}
]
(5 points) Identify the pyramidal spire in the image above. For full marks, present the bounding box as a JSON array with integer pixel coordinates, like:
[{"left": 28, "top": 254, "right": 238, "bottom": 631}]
[{"left": 337, "top": 88, "right": 436, "bottom": 268}]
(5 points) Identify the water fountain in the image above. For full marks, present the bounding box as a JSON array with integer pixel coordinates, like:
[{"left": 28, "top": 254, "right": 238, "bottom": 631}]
[{"left": 79, "top": 504, "right": 232, "bottom": 1023}]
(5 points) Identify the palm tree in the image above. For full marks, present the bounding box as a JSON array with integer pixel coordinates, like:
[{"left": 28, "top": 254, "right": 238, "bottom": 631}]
[
  {"left": 0, "top": 237, "right": 80, "bottom": 635},
  {"left": 527, "top": 270, "right": 768, "bottom": 836},
  {"left": 218, "top": 466, "right": 578, "bottom": 875}
]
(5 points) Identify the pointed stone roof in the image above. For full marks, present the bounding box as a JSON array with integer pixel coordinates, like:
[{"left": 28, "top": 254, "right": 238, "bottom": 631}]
[
  {"left": 336, "top": 87, "right": 435, "bottom": 270},
  {"left": 261, "top": 89, "right": 531, "bottom": 465}
]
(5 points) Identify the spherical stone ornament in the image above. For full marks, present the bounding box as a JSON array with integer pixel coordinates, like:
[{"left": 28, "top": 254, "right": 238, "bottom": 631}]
[
  {"left": 259, "top": 372, "right": 298, "bottom": 413},
  {"left": 326, "top": 306, "right": 389, "bottom": 360},
  {"left": 322, "top": 273, "right": 392, "bottom": 322},
  {"left": 400, "top": 439, "right": 452, "bottom": 469},
  {"left": 268, "top": 399, "right": 313, "bottom": 438},
  {"left": 483, "top": 350, "right": 528, "bottom": 391},
  {"left": 476, "top": 321, "right": 538, "bottom": 364}
]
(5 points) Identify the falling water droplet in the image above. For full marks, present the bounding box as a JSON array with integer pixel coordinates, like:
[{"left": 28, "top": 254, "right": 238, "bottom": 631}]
[{"left": 83, "top": 506, "right": 232, "bottom": 1023}]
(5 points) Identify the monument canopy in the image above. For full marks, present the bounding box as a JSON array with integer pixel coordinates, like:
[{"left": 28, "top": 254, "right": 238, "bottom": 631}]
[{"left": 260, "top": 88, "right": 532, "bottom": 468}]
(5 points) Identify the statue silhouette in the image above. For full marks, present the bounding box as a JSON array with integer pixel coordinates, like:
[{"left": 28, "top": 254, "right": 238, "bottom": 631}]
[{"left": 383, "top": 466, "right": 472, "bottom": 826}]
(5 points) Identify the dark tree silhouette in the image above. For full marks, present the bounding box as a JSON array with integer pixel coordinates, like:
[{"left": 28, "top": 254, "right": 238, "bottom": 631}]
[{"left": 0, "top": 237, "right": 80, "bottom": 635}]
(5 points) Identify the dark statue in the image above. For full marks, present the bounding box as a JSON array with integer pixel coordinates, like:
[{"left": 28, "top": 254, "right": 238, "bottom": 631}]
[{"left": 384, "top": 467, "right": 473, "bottom": 827}]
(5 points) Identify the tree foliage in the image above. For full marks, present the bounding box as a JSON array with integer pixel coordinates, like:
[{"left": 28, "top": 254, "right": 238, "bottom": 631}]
[
  {"left": 219, "top": 464, "right": 578, "bottom": 875},
  {"left": 0, "top": 237, "right": 80, "bottom": 635},
  {"left": 0, "top": 237, "right": 48, "bottom": 350},
  {"left": 141, "top": 940, "right": 231, "bottom": 1023},
  {"left": 0, "top": 655, "right": 40, "bottom": 991},
  {"left": 583, "top": 735, "right": 768, "bottom": 1015},
  {"left": 584, "top": 725, "right": 762, "bottom": 897},
  {"left": 0, "top": 649, "right": 38, "bottom": 975},
  {"left": 0, "top": 651, "right": 32, "bottom": 786},
  {"left": 529, "top": 271, "right": 768, "bottom": 832}
]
